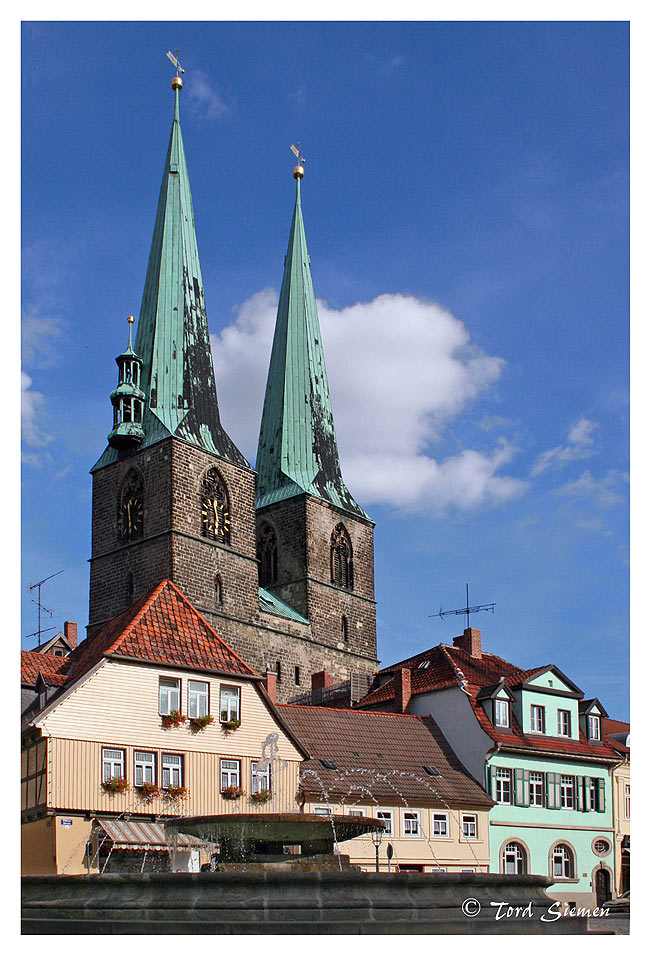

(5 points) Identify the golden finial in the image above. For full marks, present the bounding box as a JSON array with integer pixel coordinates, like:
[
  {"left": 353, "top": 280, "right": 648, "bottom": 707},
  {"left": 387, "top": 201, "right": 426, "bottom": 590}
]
[
  {"left": 291, "top": 143, "right": 305, "bottom": 179},
  {"left": 127, "top": 315, "right": 135, "bottom": 324},
  {"left": 127, "top": 314, "right": 135, "bottom": 349},
  {"left": 167, "top": 50, "right": 184, "bottom": 91}
]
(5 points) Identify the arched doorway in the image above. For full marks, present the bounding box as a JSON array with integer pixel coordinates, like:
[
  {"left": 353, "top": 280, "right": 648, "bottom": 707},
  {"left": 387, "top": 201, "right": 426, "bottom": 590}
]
[{"left": 595, "top": 867, "right": 612, "bottom": 907}]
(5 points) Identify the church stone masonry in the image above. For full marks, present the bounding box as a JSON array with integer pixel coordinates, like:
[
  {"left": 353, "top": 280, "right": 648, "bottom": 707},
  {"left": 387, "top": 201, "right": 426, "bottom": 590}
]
[{"left": 88, "top": 72, "right": 378, "bottom": 702}]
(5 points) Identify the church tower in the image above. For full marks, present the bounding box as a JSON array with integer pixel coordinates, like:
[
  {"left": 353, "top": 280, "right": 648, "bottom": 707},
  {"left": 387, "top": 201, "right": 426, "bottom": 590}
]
[
  {"left": 255, "top": 159, "right": 378, "bottom": 680},
  {"left": 88, "top": 69, "right": 259, "bottom": 637}
]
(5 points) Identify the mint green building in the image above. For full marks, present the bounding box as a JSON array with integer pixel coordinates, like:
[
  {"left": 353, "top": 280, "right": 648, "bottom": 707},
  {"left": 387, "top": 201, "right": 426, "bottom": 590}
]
[{"left": 358, "top": 627, "right": 620, "bottom": 906}]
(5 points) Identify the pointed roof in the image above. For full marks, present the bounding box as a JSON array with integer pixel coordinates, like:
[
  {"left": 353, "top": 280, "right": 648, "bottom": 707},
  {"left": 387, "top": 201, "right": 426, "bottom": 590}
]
[
  {"left": 64, "top": 579, "right": 259, "bottom": 685},
  {"left": 93, "top": 85, "right": 249, "bottom": 472},
  {"left": 256, "top": 174, "right": 368, "bottom": 519}
]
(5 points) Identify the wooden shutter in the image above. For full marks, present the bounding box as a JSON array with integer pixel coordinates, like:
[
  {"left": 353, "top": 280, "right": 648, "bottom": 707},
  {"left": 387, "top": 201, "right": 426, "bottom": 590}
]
[
  {"left": 514, "top": 768, "right": 530, "bottom": 807},
  {"left": 546, "top": 772, "right": 560, "bottom": 809},
  {"left": 486, "top": 766, "right": 494, "bottom": 799},
  {"left": 597, "top": 777, "right": 606, "bottom": 813},
  {"left": 576, "top": 775, "right": 585, "bottom": 812}
]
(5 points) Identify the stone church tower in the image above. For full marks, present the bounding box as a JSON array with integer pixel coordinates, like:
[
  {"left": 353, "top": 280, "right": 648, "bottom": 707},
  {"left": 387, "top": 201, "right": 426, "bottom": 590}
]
[{"left": 88, "top": 73, "right": 378, "bottom": 701}]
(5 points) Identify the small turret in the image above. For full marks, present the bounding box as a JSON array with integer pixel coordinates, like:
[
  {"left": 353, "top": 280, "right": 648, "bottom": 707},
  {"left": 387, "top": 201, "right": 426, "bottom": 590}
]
[{"left": 107, "top": 315, "right": 145, "bottom": 450}]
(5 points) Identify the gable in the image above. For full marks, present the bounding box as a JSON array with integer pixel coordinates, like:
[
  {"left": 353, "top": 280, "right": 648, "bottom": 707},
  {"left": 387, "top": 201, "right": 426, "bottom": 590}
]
[{"left": 524, "top": 667, "right": 580, "bottom": 696}]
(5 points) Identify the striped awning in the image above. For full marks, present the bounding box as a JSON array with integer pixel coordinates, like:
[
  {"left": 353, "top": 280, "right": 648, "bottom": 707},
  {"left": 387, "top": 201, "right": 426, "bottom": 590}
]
[{"left": 94, "top": 818, "right": 212, "bottom": 852}]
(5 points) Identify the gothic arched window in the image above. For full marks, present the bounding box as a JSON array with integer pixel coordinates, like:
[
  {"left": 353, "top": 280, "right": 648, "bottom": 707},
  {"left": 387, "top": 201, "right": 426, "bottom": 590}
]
[
  {"left": 200, "top": 468, "right": 231, "bottom": 544},
  {"left": 331, "top": 524, "right": 353, "bottom": 590},
  {"left": 118, "top": 469, "right": 144, "bottom": 542},
  {"left": 215, "top": 575, "right": 223, "bottom": 606},
  {"left": 257, "top": 522, "right": 278, "bottom": 587}
]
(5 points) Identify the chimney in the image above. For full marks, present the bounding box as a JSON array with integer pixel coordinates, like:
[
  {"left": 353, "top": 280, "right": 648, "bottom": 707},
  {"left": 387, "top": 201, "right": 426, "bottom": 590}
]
[
  {"left": 264, "top": 669, "right": 277, "bottom": 704},
  {"left": 395, "top": 668, "right": 412, "bottom": 713},
  {"left": 311, "top": 670, "right": 333, "bottom": 703},
  {"left": 64, "top": 621, "right": 78, "bottom": 649},
  {"left": 453, "top": 627, "right": 482, "bottom": 659}
]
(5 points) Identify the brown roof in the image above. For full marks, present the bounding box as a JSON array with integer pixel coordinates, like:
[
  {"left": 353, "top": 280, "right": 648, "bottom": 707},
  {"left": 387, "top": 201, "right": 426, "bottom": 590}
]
[
  {"left": 277, "top": 704, "right": 493, "bottom": 809},
  {"left": 603, "top": 717, "right": 630, "bottom": 755},
  {"left": 356, "top": 643, "right": 619, "bottom": 762},
  {"left": 21, "top": 650, "right": 71, "bottom": 687}
]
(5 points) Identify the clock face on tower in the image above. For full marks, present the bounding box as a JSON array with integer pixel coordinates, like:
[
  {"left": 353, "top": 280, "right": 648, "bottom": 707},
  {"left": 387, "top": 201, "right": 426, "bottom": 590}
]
[
  {"left": 118, "top": 470, "right": 144, "bottom": 542},
  {"left": 201, "top": 468, "right": 231, "bottom": 544}
]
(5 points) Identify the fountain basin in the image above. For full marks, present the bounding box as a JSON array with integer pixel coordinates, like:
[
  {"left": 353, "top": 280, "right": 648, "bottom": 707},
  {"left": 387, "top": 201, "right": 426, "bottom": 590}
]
[{"left": 164, "top": 812, "right": 385, "bottom": 860}]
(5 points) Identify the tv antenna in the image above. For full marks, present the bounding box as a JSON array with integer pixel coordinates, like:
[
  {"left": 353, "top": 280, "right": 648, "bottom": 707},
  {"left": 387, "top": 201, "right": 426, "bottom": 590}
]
[
  {"left": 29, "top": 570, "right": 64, "bottom": 647},
  {"left": 430, "top": 583, "right": 495, "bottom": 631}
]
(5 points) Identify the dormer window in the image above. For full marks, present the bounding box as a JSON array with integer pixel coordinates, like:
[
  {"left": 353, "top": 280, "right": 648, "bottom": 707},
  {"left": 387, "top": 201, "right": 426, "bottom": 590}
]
[
  {"left": 530, "top": 704, "right": 545, "bottom": 733},
  {"left": 494, "top": 699, "right": 510, "bottom": 728},
  {"left": 587, "top": 714, "right": 601, "bottom": 740}
]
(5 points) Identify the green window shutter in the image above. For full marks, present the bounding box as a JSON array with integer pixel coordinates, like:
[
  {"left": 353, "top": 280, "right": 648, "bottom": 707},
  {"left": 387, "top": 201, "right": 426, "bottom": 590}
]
[
  {"left": 576, "top": 775, "right": 584, "bottom": 812},
  {"left": 546, "top": 772, "right": 560, "bottom": 809},
  {"left": 514, "top": 768, "right": 525, "bottom": 806},
  {"left": 522, "top": 769, "right": 530, "bottom": 807},
  {"left": 597, "top": 777, "right": 606, "bottom": 813},
  {"left": 486, "top": 765, "right": 493, "bottom": 799}
]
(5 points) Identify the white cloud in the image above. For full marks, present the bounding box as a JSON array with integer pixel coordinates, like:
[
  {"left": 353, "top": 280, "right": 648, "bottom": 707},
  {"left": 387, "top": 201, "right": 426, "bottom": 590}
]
[
  {"left": 531, "top": 417, "right": 597, "bottom": 477},
  {"left": 555, "top": 469, "right": 628, "bottom": 510},
  {"left": 186, "top": 70, "right": 229, "bottom": 121},
  {"left": 22, "top": 371, "right": 53, "bottom": 457},
  {"left": 22, "top": 311, "right": 63, "bottom": 367},
  {"left": 212, "top": 290, "right": 528, "bottom": 514}
]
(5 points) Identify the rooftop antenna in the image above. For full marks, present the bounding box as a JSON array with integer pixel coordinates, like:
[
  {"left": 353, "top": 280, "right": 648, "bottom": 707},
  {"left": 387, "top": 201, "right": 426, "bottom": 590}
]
[
  {"left": 29, "top": 570, "right": 64, "bottom": 648},
  {"left": 430, "top": 583, "right": 495, "bottom": 631}
]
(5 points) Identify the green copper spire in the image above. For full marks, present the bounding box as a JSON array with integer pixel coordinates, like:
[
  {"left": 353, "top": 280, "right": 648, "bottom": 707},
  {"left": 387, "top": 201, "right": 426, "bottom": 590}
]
[
  {"left": 256, "top": 167, "right": 367, "bottom": 518},
  {"left": 93, "top": 76, "right": 249, "bottom": 472}
]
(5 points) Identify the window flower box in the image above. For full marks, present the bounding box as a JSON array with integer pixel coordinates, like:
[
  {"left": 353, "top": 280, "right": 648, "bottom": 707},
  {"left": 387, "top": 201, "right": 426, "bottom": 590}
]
[
  {"left": 222, "top": 717, "right": 241, "bottom": 732},
  {"left": 161, "top": 709, "right": 187, "bottom": 728},
  {"left": 163, "top": 785, "right": 188, "bottom": 800},
  {"left": 102, "top": 776, "right": 129, "bottom": 794},
  {"left": 222, "top": 785, "right": 244, "bottom": 800},
  {"left": 190, "top": 714, "right": 214, "bottom": 731},
  {"left": 137, "top": 781, "right": 160, "bottom": 800},
  {"left": 251, "top": 789, "right": 272, "bottom": 803}
]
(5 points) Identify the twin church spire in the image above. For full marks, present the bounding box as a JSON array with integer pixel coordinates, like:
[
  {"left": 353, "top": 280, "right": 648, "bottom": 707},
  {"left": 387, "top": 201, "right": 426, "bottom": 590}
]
[{"left": 96, "top": 70, "right": 363, "bottom": 519}]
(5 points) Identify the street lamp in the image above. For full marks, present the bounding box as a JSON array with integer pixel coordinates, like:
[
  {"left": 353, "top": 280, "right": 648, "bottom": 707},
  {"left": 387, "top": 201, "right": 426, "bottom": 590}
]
[{"left": 371, "top": 827, "right": 384, "bottom": 873}]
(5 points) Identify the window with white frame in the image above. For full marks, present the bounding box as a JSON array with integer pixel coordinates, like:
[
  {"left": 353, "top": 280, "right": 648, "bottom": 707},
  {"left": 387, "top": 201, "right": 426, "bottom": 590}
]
[
  {"left": 220, "top": 759, "right": 240, "bottom": 790},
  {"left": 530, "top": 705, "right": 545, "bottom": 733},
  {"left": 102, "top": 748, "right": 125, "bottom": 783},
  {"left": 377, "top": 810, "right": 393, "bottom": 835},
  {"left": 403, "top": 811, "right": 420, "bottom": 836},
  {"left": 624, "top": 784, "right": 630, "bottom": 820},
  {"left": 134, "top": 750, "right": 156, "bottom": 787},
  {"left": 494, "top": 699, "right": 510, "bottom": 728},
  {"left": 251, "top": 761, "right": 271, "bottom": 794},
  {"left": 502, "top": 842, "right": 526, "bottom": 874},
  {"left": 188, "top": 680, "right": 209, "bottom": 719},
  {"left": 495, "top": 768, "right": 512, "bottom": 804},
  {"left": 587, "top": 714, "right": 601, "bottom": 740},
  {"left": 557, "top": 709, "right": 571, "bottom": 737},
  {"left": 161, "top": 753, "right": 183, "bottom": 789},
  {"left": 529, "top": 771, "right": 545, "bottom": 807},
  {"left": 348, "top": 809, "right": 363, "bottom": 817},
  {"left": 314, "top": 806, "right": 332, "bottom": 815},
  {"left": 462, "top": 814, "right": 478, "bottom": 839},
  {"left": 560, "top": 775, "right": 575, "bottom": 810},
  {"left": 431, "top": 812, "right": 449, "bottom": 837},
  {"left": 461, "top": 868, "right": 476, "bottom": 873},
  {"left": 551, "top": 843, "right": 574, "bottom": 879},
  {"left": 159, "top": 676, "right": 181, "bottom": 715},
  {"left": 588, "top": 777, "right": 597, "bottom": 811},
  {"left": 220, "top": 685, "right": 240, "bottom": 723}
]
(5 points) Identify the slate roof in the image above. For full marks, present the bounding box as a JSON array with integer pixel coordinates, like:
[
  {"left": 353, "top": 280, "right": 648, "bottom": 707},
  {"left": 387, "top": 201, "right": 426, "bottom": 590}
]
[
  {"left": 277, "top": 704, "right": 493, "bottom": 809},
  {"left": 356, "top": 642, "right": 620, "bottom": 762},
  {"left": 603, "top": 717, "right": 630, "bottom": 756},
  {"left": 65, "top": 579, "right": 259, "bottom": 685}
]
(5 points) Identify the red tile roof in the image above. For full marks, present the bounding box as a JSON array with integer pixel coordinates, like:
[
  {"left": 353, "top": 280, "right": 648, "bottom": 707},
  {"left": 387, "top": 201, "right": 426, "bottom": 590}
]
[
  {"left": 356, "top": 643, "right": 620, "bottom": 762},
  {"left": 65, "top": 580, "right": 259, "bottom": 684},
  {"left": 278, "top": 704, "right": 493, "bottom": 809},
  {"left": 603, "top": 717, "right": 630, "bottom": 756},
  {"left": 21, "top": 651, "right": 71, "bottom": 687}
]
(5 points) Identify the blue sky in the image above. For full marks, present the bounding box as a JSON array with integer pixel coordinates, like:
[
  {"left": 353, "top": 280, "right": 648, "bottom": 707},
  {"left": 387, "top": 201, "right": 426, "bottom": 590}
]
[{"left": 21, "top": 21, "right": 629, "bottom": 718}]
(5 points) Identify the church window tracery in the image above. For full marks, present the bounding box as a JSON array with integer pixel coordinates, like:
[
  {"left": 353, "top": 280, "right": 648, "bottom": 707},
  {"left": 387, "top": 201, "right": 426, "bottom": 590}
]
[
  {"left": 331, "top": 524, "right": 353, "bottom": 590},
  {"left": 200, "top": 468, "right": 231, "bottom": 544}
]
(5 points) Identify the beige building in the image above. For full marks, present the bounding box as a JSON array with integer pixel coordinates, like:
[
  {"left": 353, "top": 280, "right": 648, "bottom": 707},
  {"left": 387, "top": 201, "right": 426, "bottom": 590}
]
[
  {"left": 604, "top": 718, "right": 630, "bottom": 897},
  {"left": 21, "top": 580, "right": 307, "bottom": 875},
  {"left": 277, "top": 704, "right": 493, "bottom": 873}
]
